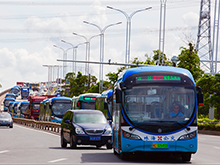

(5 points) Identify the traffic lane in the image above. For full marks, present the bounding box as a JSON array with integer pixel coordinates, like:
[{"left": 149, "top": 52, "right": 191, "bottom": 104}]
[
  {"left": 191, "top": 134, "right": 220, "bottom": 164},
  {"left": 0, "top": 124, "right": 61, "bottom": 164},
  {"left": 0, "top": 124, "right": 183, "bottom": 164},
  {"left": 1, "top": 124, "right": 219, "bottom": 164},
  {"left": 0, "top": 124, "right": 122, "bottom": 164}
]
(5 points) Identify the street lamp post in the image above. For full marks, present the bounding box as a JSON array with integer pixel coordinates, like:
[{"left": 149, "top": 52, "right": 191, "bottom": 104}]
[
  {"left": 61, "top": 40, "right": 86, "bottom": 74},
  {"left": 107, "top": 6, "right": 152, "bottom": 64},
  {"left": 53, "top": 45, "right": 72, "bottom": 78},
  {"left": 83, "top": 21, "right": 122, "bottom": 93},
  {"left": 72, "top": 33, "right": 100, "bottom": 75}
]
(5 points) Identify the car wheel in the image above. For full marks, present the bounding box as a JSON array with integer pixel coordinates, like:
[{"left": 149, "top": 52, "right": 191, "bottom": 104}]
[
  {"left": 9, "top": 125, "right": 13, "bottom": 128},
  {"left": 61, "top": 133, "right": 67, "bottom": 148},
  {"left": 106, "top": 144, "right": 112, "bottom": 149},
  {"left": 70, "top": 135, "right": 76, "bottom": 149}
]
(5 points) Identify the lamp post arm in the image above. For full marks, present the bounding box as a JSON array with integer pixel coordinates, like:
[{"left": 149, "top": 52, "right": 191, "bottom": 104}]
[
  {"left": 130, "top": 7, "right": 152, "bottom": 18},
  {"left": 102, "top": 22, "right": 122, "bottom": 33},
  {"left": 107, "top": 6, "right": 129, "bottom": 20}
]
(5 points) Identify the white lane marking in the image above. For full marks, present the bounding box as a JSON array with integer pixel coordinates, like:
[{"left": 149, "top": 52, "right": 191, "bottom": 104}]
[
  {"left": 14, "top": 124, "right": 59, "bottom": 137},
  {"left": 48, "top": 158, "right": 67, "bottom": 163},
  {"left": 213, "top": 146, "right": 220, "bottom": 150},
  {"left": 0, "top": 150, "right": 9, "bottom": 154}
]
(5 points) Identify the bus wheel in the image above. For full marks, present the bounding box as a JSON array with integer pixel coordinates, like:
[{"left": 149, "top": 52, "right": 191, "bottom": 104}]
[
  {"left": 182, "top": 153, "right": 191, "bottom": 162},
  {"left": 61, "top": 133, "right": 67, "bottom": 148},
  {"left": 113, "top": 148, "right": 118, "bottom": 155},
  {"left": 70, "top": 135, "right": 76, "bottom": 149},
  {"left": 120, "top": 152, "right": 130, "bottom": 160}
]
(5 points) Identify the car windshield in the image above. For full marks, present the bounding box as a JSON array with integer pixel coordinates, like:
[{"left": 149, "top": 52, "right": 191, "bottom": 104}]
[
  {"left": 52, "top": 103, "right": 72, "bottom": 116},
  {"left": 0, "top": 113, "right": 11, "bottom": 119},
  {"left": 73, "top": 113, "right": 107, "bottom": 124},
  {"left": 123, "top": 85, "right": 195, "bottom": 126}
]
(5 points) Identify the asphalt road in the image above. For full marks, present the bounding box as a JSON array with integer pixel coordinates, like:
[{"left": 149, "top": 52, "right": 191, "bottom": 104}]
[{"left": 0, "top": 124, "right": 220, "bottom": 165}]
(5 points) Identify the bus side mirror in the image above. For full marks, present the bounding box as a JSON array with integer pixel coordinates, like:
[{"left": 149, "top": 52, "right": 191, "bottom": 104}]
[
  {"left": 116, "top": 88, "right": 122, "bottom": 103},
  {"left": 104, "top": 102, "right": 108, "bottom": 109},
  {"left": 196, "top": 86, "right": 204, "bottom": 106}
]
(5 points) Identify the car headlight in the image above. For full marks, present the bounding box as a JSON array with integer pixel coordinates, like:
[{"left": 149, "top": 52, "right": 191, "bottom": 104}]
[
  {"left": 104, "top": 128, "right": 112, "bottom": 135},
  {"left": 178, "top": 131, "right": 197, "bottom": 140},
  {"left": 122, "top": 130, "right": 141, "bottom": 140},
  {"left": 75, "top": 128, "right": 85, "bottom": 134}
]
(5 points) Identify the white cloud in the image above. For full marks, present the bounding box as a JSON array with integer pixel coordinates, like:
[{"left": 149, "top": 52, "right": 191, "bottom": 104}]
[{"left": 182, "top": 12, "right": 199, "bottom": 27}]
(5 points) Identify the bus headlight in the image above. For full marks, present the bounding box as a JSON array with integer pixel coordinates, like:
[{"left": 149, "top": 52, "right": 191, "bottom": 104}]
[
  {"left": 75, "top": 128, "right": 85, "bottom": 134},
  {"left": 104, "top": 128, "right": 112, "bottom": 135},
  {"left": 178, "top": 131, "right": 197, "bottom": 140},
  {"left": 122, "top": 130, "right": 141, "bottom": 140}
]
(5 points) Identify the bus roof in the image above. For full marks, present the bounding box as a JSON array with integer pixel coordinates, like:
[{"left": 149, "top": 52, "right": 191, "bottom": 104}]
[
  {"left": 50, "top": 96, "right": 72, "bottom": 102},
  {"left": 120, "top": 66, "right": 194, "bottom": 84},
  {"left": 78, "top": 93, "right": 101, "bottom": 97},
  {"left": 20, "top": 101, "right": 30, "bottom": 104},
  {"left": 4, "top": 97, "right": 16, "bottom": 101}
]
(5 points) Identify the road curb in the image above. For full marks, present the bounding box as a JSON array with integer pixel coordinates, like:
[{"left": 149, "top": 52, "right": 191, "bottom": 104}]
[{"left": 199, "top": 130, "right": 220, "bottom": 136}]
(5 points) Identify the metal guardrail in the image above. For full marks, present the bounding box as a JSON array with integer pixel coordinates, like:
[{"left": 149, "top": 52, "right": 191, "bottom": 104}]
[
  {"left": 13, "top": 118, "right": 61, "bottom": 134},
  {"left": 0, "top": 89, "right": 10, "bottom": 97}
]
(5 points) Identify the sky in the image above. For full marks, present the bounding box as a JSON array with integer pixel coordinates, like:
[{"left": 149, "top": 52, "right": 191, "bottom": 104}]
[{"left": 0, "top": 0, "right": 214, "bottom": 92}]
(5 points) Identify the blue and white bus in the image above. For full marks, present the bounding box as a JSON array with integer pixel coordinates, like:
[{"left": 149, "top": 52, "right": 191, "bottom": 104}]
[
  {"left": 40, "top": 96, "right": 72, "bottom": 123},
  {"left": 95, "top": 89, "right": 113, "bottom": 120},
  {"left": 10, "top": 86, "right": 20, "bottom": 97},
  {"left": 3, "top": 97, "right": 16, "bottom": 112},
  {"left": 11, "top": 101, "right": 21, "bottom": 118},
  {"left": 112, "top": 66, "right": 203, "bottom": 161},
  {"left": 18, "top": 101, "right": 30, "bottom": 118},
  {"left": 5, "top": 93, "right": 16, "bottom": 99}
]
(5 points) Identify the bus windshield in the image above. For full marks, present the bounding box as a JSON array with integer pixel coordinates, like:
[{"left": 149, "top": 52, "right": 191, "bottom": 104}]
[
  {"left": 52, "top": 102, "right": 72, "bottom": 116},
  {"left": 123, "top": 85, "right": 195, "bottom": 126},
  {"left": 20, "top": 103, "right": 29, "bottom": 114}
]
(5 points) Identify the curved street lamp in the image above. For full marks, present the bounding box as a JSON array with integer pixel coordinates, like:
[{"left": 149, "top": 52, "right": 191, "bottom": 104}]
[
  {"left": 107, "top": 6, "right": 152, "bottom": 64},
  {"left": 61, "top": 40, "right": 86, "bottom": 74},
  {"left": 53, "top": 45, "right": 72, "bottom": 78},
  {"left": 72, "top": 33, "right": 101, "bottom": 75},
  {"left": 83, "top": 21, "right": 122, "bottom": 93}
]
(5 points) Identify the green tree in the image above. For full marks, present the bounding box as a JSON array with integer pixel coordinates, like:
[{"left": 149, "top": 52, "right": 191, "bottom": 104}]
[
  {"left": 177, "top": 43, "right": 204, "bottom": 81},
  {"left": 87, "top": 81, "right": 111, "bottom": 93},
  {"left": 106, "top": 66, "right": 125, "bottom": 86},
  {"left": 152, "top": 50, "right": 172, "bottom": 66},
  {"left": 61, "top": 71, "right": 98, "bottom": 97},
  {"left": 196, "top": 73, "right": 220, "bottom": 119}
]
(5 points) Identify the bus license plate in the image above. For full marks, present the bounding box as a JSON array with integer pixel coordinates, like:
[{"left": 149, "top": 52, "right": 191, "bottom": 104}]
[
  {"left": 90, "top": 136, "right": 101, "bottom": 141},
  {"left": 152, "top": 143, "right": 168, "bottom": 148}
]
